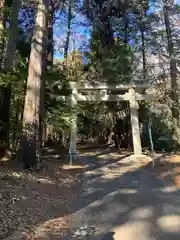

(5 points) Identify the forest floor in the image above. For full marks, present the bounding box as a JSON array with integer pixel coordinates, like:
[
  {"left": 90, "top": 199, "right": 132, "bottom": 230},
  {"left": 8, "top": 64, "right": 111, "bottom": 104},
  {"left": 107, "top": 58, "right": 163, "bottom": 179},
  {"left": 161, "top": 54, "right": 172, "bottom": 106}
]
[
  {"left": 0, "top": 146, "right": 84, "bottom": 240},
  {"left": 0, "top": 145, "right": 180, "bottom": 239}
]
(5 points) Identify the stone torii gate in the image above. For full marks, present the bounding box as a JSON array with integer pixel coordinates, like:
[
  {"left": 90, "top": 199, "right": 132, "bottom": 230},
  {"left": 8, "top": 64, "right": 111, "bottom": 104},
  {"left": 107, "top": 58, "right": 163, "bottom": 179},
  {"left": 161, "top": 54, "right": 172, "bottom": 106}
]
[{"left": 64, "top": 82, "right": 152, "bottom": 163}]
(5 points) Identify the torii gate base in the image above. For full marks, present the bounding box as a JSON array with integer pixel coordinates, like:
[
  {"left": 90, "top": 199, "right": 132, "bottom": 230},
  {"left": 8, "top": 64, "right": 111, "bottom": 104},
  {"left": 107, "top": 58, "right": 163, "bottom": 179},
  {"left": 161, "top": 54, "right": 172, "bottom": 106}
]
[
  {"left": 66, "top": 82, "right": 153, "bottom": 163},
  {"left": 128, "top": 154, "right": 152, "bottom": 163}
]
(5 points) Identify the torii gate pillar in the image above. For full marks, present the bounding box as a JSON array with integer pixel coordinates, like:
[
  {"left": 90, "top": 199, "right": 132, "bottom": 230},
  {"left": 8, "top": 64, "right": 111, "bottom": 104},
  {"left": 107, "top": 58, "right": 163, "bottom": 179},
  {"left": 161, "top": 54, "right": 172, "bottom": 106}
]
[
  {"left": 69, "top": 82, "right": 78, "bottom": 164},
  {"left": 129, "top": 88, "right": 142, "bottom": 155}
]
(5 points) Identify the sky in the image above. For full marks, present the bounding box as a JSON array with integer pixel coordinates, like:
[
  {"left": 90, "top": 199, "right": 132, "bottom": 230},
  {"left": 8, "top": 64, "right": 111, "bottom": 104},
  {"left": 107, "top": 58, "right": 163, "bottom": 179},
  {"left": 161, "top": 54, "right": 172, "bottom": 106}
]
[
  {"left": 53, "top": 10, "right": 91, "bottom": 60},
  {"left": 53, "top": 0, "right": 180, "bottom": 61}
]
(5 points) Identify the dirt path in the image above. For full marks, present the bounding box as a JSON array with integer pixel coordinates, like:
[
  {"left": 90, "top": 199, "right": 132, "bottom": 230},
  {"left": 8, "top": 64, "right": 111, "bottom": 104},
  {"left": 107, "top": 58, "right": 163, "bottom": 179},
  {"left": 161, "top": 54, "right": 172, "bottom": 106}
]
[
  {"left": 1, "top": 147, "right": 180, "bottom": 239},
  {"left": 68, "top": 148, "right": 180, "bottom": 240}
]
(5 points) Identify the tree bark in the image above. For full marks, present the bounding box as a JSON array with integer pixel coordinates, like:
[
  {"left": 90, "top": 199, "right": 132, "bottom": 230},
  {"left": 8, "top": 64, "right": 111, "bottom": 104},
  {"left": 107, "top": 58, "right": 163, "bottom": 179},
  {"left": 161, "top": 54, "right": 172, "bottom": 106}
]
[
  {"left": 40, "top": 2, "right": 54, "bottom": 148},
  {"left": 139, "top": 6, "right": 147, "bottom": 84},
  {"left": 123, "top": 10, "right": 129, "bottom": 43},
  {"left": 0, "top": 0, "right": 6, "bottom": 152},
  {"left": 20, "top": 0, "right": 48, "bottom": 169},
  {"left": 0, "top": 0, "right": 20, "bottom": 151},
  {"left": 12, "top": 97, "right": 20, "bottom": 149},
  {"left": 47, "top": 1, "right": 54, "bottom": 65},
  {"left": 141, "top": 29, "right": 146, "bottom": 83},
  {"left": 0, "top": 0, "right": 5, "bottom": 66},
  {"left": 163, "top": 1, "right": 179, "bottom": 145},
  {"left": 64, "top": 3, "right": 72, "bottom": 63},
  {"left": 3, "top": 0, "right": 20, "bottom": 69}
]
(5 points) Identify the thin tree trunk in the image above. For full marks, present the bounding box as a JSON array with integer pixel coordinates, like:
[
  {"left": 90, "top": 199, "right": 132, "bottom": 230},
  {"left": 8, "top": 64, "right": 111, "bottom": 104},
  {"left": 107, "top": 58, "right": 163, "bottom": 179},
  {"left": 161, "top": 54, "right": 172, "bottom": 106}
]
[
  {"left": 139, "top": 8, "right": 148, "bottom": 136},
  {"left": 163, "top": 1, "right": 179, "bottom": 146},
  {"left": 20, "top": 0, "right": 48, "bottom": 169},
  {"left": 64, "top": 4, "right": 72, "bottom": 63},
  {"left": 123, "top": 10, "right": 128, "bottom": 44},
  {"left": 141, "top": 30, "right": 146, "bottom": 83},
  {"left": 47, "top": 2, "right": 54, "bottom": 65},
  {"left": 0, "top": 0, "right": 5, "bottom": 66},
  {"left": 139, "top": 7, "right": 146, "bottom": 84}
]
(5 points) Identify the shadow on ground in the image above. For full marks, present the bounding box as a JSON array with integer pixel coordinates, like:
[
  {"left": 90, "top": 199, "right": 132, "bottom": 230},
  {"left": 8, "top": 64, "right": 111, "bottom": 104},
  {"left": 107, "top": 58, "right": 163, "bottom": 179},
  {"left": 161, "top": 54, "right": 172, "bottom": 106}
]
[
  {"left": 69, "top": 148, "right": 180, "bottom": 240},
  {"left": 75, "top": 149, "right": 180, "bottom": 240},
  {"left": 101, "top": 231, "right": 115, "bottom": 240},
  {"left": 1, "top": 145, "right": 180, "bottom": 239}
]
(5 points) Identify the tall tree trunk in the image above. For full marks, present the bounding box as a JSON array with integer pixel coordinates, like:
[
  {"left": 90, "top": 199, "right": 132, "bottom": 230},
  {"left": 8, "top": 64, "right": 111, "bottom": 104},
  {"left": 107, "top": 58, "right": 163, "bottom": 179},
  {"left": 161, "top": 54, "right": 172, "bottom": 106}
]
[
  {"left": 99, "top": 20, "right": 114, "bottom": 47},
  {"left": 0, "top": 0, "right": 20, "bottom": 151},
  {"left": 139, "top": 7, "right": 147, "bottom": 84},
  {"left": 141, "top": 29, "right": 146, "bottom": 83},
  {"left": 0, "top": 0, "right": 5, "bottom": 154},
  {"left": 139, "top": 7, "right": 148, "bottom": 133},
  {"left": 0, "top": 0, "right": 5, "bottom": 66},
  {"left": 40, "top": 2, "right": 54, "bottom": 148},
  {"left": 47, "top": 1, "right": 54, "bottom": 65},
  {"left": 12, "top": 97, "right": 20, "bottom": 149},
  {"left": 3, "top": 0, "right": 20, "bottom": 69},
  {"left": 64, "top": 3, "right": 72, "bottom": 63},
  {"left": 20, "top": 0, "right": 48, "bottom": 169},
  {"left": 123, "top": 9, "right": 129, "bottom": 44},
  {"left": 163, "top": 1, "right": 179, "bottom": 146}
]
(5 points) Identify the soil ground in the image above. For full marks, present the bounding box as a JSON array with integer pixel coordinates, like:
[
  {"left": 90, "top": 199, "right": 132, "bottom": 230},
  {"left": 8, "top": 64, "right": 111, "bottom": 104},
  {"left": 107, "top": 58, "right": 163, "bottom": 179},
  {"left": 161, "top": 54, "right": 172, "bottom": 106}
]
[
  {"left": 0, "top": 145, "right": 180, "bottom": 239},
  {"left": 0, "top": 146, "right": 84, "bottom": 239}
]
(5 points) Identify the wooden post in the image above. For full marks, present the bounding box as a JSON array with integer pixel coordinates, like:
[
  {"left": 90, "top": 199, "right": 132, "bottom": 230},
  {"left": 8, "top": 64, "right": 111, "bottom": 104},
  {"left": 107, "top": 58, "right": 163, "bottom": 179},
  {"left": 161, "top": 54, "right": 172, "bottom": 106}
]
[
  {"left": 69, "top": 81, "right": 78, "bottom": 164},
  {"left": 129, "top": 88, "right": 142, "bottom": 155}
]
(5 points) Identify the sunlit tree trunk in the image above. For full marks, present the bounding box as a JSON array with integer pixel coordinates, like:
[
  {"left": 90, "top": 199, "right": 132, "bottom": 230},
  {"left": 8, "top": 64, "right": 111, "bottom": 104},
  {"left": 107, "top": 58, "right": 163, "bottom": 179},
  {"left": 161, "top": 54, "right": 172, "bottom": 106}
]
[{"left": 20, "top": 0, "right": 48, "bottom": 169}]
